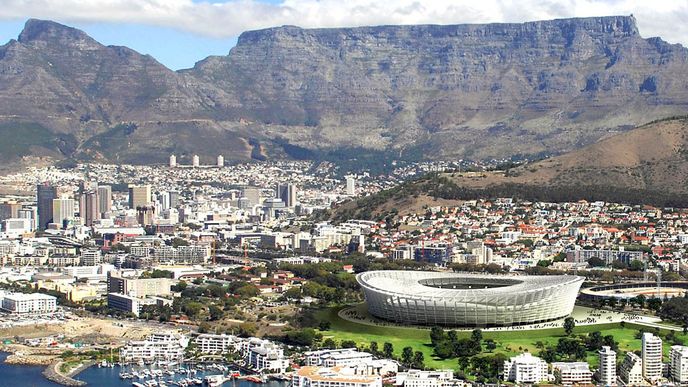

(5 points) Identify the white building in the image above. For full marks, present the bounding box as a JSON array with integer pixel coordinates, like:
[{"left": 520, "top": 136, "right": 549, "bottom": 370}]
[
  {"left": 599, "top": 346, "right": 617, "bottom": 386},
  {"left": 1, "top": 292, "right": 57, "bottom": 314},
  {"left": 192, "top": 154, "right": 200, "bottom": 167},
  {"left": 107, "top": 293, "right": 156, "bottom": 317},
  {"left": 293, "top": 366, "right": 381, "bottom": 387},
  {"left": 195, "top": 333, "right": 242, "bottom": 354},
  {"left": 217, "top": 155, "right": 224, "bottom": 167},
  {"left": 671, "top": 345, "right": 688, "bottom": 385},
  {"left": 305, "top": 349, "right": 374, "bottom": 367},
  {"left": 120, "top": 332, "right": 188, "bottom": 364},
  {"left": 642, "top": 332, "right": 663, "bottom": 381},
  {"left": 242, "top": 338, "right": 289, "bottom": 373},
  {"left": 80, "top": 249, "right": 102, "bottom": 266},
  {"left": 619, "top": 352, "right": 643, "bottom": 386},
  {"left": 169, "top": 154, "right": 177, "bottom": 168},
  {"left": 345, "top": 176, "right": 356, "bottom": 196},
  {"left": 503, "top": 353, "right": 548, "bottom": 384},
  {"left": 395, "top": 369, "right": 465, "bottom": 387},
  {"left": 551, "top": 362, "right": 592, "bottom": 385}
]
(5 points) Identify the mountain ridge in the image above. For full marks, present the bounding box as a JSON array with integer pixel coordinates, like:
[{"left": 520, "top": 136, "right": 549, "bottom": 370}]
[{"left": 1, "top": 16, "right": 688, "bottom": 170}]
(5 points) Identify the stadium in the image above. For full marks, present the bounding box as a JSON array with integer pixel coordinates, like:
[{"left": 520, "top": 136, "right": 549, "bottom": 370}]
[
  {"left": 580, "top": 281, "right": 688, "bottom": 301},
  {"left": 356, "top": 271, "right": 584, "bottom": 327}
]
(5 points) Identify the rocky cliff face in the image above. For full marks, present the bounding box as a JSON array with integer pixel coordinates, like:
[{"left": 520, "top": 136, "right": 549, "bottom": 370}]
[{"left": 1, "top": 16, "right": 688, "bottom": 166}]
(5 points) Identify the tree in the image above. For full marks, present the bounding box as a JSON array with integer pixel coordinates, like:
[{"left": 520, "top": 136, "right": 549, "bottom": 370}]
[
  {"left": 318, "top": 320, "right": 331, "bottom": 331},
  {"left": 647, "top": 297, "right": 663, "bottom": 312},
  {"left": 485, "top": 339, "right": 497, "bottom": 352},
  {"left": 629, "top": 259, "right": 645, "bottom": 271},
  {"left": 433, "top": 340, "right": 454, "bottom": 359},
  {"left": 430, "top": 326, "right": 446, "bottom": 345},
  {"left": 208, "top": 305, "right": 223, "bottom": 321},
  {"left": 341, "top": 340, "right": 357, "bottom": 348},
  {"left": 587, "top": 257, "right": 606, "bottom": 267},
  {"left": 383, "top": 342, "right": 394, "bottom": 358},
  {"left": 471, "top": 329, "right": 483, "bottom": 343},
  {"left": 369, "top": 341, "right": 379, "bottom": 355},
  {"left": 401, "top": 346, "right": 414, "bottom": 365},
  {"left": 564, "top": 317, "right": 575, "bottom": 336},
  {"left": 322, "top": 338, "right": 337, "bottom": 349},
  {"left": 412, "top": 351, "right": 425, "bottom": 369}
]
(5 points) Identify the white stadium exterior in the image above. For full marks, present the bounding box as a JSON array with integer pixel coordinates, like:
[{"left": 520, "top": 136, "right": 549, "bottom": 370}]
[{"left": 356, "top": 271, "right": 584, "bottom": 327}]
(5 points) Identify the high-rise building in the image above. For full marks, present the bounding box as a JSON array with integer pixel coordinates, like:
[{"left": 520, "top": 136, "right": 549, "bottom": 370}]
[
  {"left": 169, "top": 154, "right": 177, "bottom": 168},
  {"left": 79, "top": 190, "right": 100, "bottom": 226},
  {"left": 192, "top": 154, "right": 200, "bottom": 167},
  {"left": 0, "top": 201, "right": 21, "bottom": 222},
  {"left": 242, "top": 187, "right": 262, "bottom": 206},
  {"left": 97, "top": 185, "right": 112, "bottom": 216},
  {"left": 136, "top": 206, "right": 156, "bottom": 226},
  {"left": 503, "top": 353, "right": 548, "bottom": 383},
  {"left": 52, "top": 198, "right": 75, "bottom": 228},
  {"left": 599, "top": 346, "right": 617, "bottom": 386},
  {"left": 670, "top": 345, "right": 688, "bottom": 384},
  {"left": 128, "top": 185, "right": 152, "bottom": 210},
  {"left": 346, "top": 176, "right": 356, "bottom": 196},
  {"left": 277, "top": 184, "right": 298, "bottom": 207},
  {"left": 619, "top": 352, "right": 643, "bottom": 385},
  {"left": 36, "top": 184, "right": 57, "bottom": 230},
  {"left": 217, "top": 155, "right": 224, "bottom": 167},
  {"left": 642, "top": 332, "right": 663, "bottom": 381},
  {"left": 168, "top": 191, "right": 180, "bottom": 208}
]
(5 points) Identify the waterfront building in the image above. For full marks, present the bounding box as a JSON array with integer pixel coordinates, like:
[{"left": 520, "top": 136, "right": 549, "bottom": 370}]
[
  {"left": 119, "top": 332, "right": 188, "bottom": 364},
  {"left": 619, "top": 352, "right": 643, "bottom": 386},
  {"left": 503, "top": 353, "right": 548, "bottom": 383},
  {"left": 599, "top": 346, "right": 617, "bottom": 386},
  {"left": 395, "top": 370, "right": 465, "bottom": 387},
  {"left": 293, "top": 366, "right": 381, "bottom": 387},
  {"left": 305, "top": 349, "right": 374, "bottom": 367},
  {"left": 242, "top": 337, "right": 289, "bottom": 373},
  {"left": 670, "top": 345, "right": 688, "bottom": 384},
  {"left": 551, "top": 362, "right": 593, "bottom": 385},
  {"left": 195, "top": 333, "right": 242, "bottom": 354},
  {"left": 642, "top": 332, "right": 663, "bottom": 381}
]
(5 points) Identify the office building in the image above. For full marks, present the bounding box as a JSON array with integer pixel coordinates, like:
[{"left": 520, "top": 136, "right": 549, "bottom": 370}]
[
  {"left": 0, "top": 201, "right": 21, "bottom": 221},
  {"left": 97, "top": 185, "right": 112, "bottom": 215},
  {"left": 346, "top": 176, "right": 356, "bottom": 195},
  {"left": 642, "top": 332, "right": 663, "bottom": 381},
  {"left": 242, "top": 187, "right": 262, "bottom": 206},
  {"left": 277, "top": 183, "right": 298, "bottom": 207},
  {"left": 107, "top": 271, "right": 173, "bottom": 298},
  {"left": 1, "top": 292, "right": 57, "bottom": 314},
  {"left": 551, "top": 362, "right": 592, "bottom": 385},
  {"left": 192, "top": 154, "right": 200, "bottom": 167},
  {"left": 619, "top": 352, "right": 643, "bottom": 385},
  {"left": 52, "top": 198, "right": 75, "bottom": 227},
  {"left": 36, "top": 184, "right": 57, "bottom": 230},
  {"left": 80, "top": 249, "right": 102, "bottom": 266},
  {"left": 3, "top": 218, "right": 32, "bottom": 237},
  {"left": 107, "top": 293, "right": 155, "bottom": 317},
  {"left": 599, "top": 346, "right": 617, "bottom": 386},
  {"left": 169, "top": 154, "right": 176, "bottom": 168},
  {"left": 79, "top": 190, "right": 100, "bottom": 226},
  {"left": 217, "top": 155, "right": 224, "bottom": 167},
  {"left": 671, "top": 345, "right": 688, "bottom": 384},
  {"left": 128, "top": 185, "right": 151, "bottom": 209}
]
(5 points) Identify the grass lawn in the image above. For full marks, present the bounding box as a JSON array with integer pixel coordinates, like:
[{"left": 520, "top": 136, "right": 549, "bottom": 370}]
[{"left": 315, "top": 305, "right": 688, "bottom": 370}]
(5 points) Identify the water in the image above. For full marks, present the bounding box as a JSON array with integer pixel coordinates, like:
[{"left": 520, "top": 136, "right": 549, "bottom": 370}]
[
  {"left": 0, "top": 353, "right": 289, "bottom": 387},
  {"left": 0, "top": 352, "right": 62, "bottom": 387}
]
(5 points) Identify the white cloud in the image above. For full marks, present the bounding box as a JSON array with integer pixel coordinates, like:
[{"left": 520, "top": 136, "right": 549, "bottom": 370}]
[{"left": 0, "top": 0, "right": 686, "bottom": 45}]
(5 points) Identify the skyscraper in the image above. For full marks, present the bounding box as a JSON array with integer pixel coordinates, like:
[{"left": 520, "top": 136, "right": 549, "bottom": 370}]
[
  {"left": 128, "top": 185, "right": 152, "bottom": 209},
  {"left": 642, "top": 332, "right": 663, "bottom": 381},
  {"left": 36, "top": 183, "right": 57, "bottom": 230},
  {"left": 192, "top": 154, "right": 200, "bottom": 167},
  {"left": 79, "top": 190, "right": 100, "bottom": 227},
  {"left": 217, "top": 155, "right": 224, "bottom": 167},
  {"left": 277, "top": 183, "right": 298, "bottom": 207},
  {"left": 52, "top": 198, "right": 75, "bottom": 228},
  {"left": 599, "top": 346, "right": 617, "bottom": 386},
  {"left": 169, "top": 154, "right": 177, "bottom": 168},
  {"left": 346, "top": 176, "right": 356, "bottom": 195},
  {"left": 97, "top": 185, "right": 112, "bottom": 216},
  {"left": 671, "top": 345, "right": 688, "bottom": 384}
]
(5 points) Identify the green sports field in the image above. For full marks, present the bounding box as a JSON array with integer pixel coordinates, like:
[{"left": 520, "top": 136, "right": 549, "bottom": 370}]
[{"left": 315, "top": 304, "right": 687, "bottom": 370}]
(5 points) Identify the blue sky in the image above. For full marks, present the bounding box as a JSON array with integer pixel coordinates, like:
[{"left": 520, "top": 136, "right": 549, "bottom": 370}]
[{"left": 0, "top": 0, "right": 685, "bottom": 71}]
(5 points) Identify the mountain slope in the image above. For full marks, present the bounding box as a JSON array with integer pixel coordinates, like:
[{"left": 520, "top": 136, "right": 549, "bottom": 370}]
[
  {"left": 2, "top": 17, "right": 688, "bottom": 167},
  {"left": 331, "top": 117, "right": 688, "bottom": 220}
]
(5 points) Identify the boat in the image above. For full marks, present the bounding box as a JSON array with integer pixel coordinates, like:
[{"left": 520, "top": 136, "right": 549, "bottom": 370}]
[
  {"left": 204, "top": 375, "right": 225, "bottom": 387},
  {"left": 133, "top": 383, "right": 146, "bottom": 387}
]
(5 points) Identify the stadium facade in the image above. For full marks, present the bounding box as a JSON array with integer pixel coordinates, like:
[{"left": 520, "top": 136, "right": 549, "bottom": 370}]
[{"left": 356, "top": 271, "right": 583, "bottom": 327}]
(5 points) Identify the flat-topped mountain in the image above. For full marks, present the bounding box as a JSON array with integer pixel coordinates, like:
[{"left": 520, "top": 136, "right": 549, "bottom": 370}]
[{"left": 1, "top": 16, "right": 688, "bottom": 169}]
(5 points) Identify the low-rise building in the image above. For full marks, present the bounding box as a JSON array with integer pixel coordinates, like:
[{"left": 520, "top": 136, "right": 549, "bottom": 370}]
[
  {"left": 195, "top": 333, "right": 242, "bottom": 354},
  {"left": 119, "top": 332, "right": 188, "bottom": 364},
  {"left": 503, "top": 353, "right": 548, "bottom": 384},
  {"left": 1, "top": 292, "right": 57, "bottom": 314},
  {"left": 306, "top": 349, "right": 374, "bottom": 367},
  {"left": 552, "top": 362, "right": 593, "bottom": 385},
  {"left": 293, "top": 366, "right": 381, "bottom": 387},
  {"left": 395, "top": 369, "right": 465, "bottom": 387}
]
